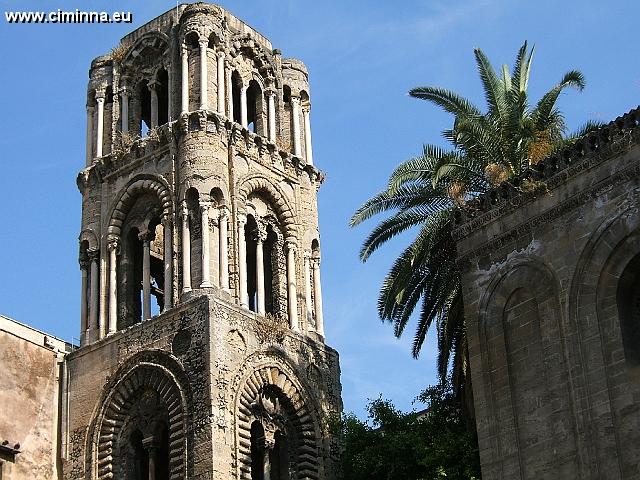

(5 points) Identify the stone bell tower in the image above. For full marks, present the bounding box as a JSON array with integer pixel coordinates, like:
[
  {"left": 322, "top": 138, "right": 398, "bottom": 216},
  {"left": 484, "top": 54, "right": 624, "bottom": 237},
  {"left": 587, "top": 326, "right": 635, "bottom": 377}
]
[{"left": 65, "top": 4, "right": 342, "bottom": 479}]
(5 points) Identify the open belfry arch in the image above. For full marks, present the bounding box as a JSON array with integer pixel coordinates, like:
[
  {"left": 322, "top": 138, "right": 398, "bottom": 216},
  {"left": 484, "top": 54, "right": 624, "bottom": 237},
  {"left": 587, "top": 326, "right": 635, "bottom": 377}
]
[{"left": 67, "top": 3, "right": 341, "bottom": 479}]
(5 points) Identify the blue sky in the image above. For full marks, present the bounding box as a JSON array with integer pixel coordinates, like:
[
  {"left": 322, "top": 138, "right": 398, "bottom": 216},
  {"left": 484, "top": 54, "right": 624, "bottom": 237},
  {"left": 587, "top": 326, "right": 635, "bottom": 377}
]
[{"left": 1, "top": 0, "right": 639, "bottom": 419}]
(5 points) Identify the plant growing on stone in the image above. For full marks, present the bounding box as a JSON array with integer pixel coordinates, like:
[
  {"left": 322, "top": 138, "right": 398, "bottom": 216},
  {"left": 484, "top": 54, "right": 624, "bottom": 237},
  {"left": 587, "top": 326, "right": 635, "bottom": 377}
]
[
  {"left": 110, "top": 42, "right": 130, "bottom": 63},
  {"left": 254, "top": 312, "right": 288, "bottom": 344},
  {"left": 351, "top": 41, "right": 595, "bottom": 417},
  {"left": 112, "top": 130, "right": 140, "bottom": 158}
]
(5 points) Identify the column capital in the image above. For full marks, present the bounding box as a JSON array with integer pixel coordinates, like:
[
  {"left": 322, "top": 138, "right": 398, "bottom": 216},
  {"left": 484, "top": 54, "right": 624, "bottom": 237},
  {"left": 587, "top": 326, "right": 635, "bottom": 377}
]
[
  {"left": 216, "top": 50, "right": 226, "bottom": 59},
  {"left": 95, "top": 93, "right": 105, "bottom": 103},
  {"left": 303, "top": 249, "right": 312, "bottom": 259},
  {"left": 119, "top": 85, "right": 130, "bottom": 96},
  {"left": 142, "top": 435, "right": 159, "bottom": 450},
  {"left": 79, "top": 256, "right": 90, "bottom": 270},
  {"left": 302, "top": 104, "right": 311, "bottom": 114},
  {"left": 199, "top": 200, "right": 212, "bottom": 213},
  {"left": 181, "top": 200, "right": 190, "bottom": 217},
  {"left": 138, "top": 230, "right": 155, "bottom": 243},
  {"left": 199, "top": 38, "right": 208, "bottom": 48},
  {"left": 107, "top": 236, "right": 120, "bottom": 252},
  {"left": 255, "top": 221, "right": 268, "bottom": 243},
  {"left": 237, "top": 211, "right": 247, "bottom": 226},
  {"left": 147, "top": 80, "right": 160, "bottom": 91},
  {"left": 290, "top": 95, "right": 300, "bottom": 105},
  {"left": 87, "top": 247, "right": 100, "bottom": 260},
  {"left": 265, "top": 89, "right": 277, "bottom": 98},
  {"left": 218, "top": 204, "right": 230, "bottom": 219},
  {"left": 162, "top": 212, "right": 173, "bottom": 226},
  {"left": 181, "top": 43, "right": 188, "bottom": 54},
  {"left": 285, "top": 239, "right": 298, "bottom": 253}
]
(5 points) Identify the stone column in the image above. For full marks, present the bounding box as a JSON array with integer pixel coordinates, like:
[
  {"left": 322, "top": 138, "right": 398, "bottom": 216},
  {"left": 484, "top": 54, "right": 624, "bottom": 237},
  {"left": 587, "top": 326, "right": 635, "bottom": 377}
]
[
  {"left": 303, "top": 250, "right": 313, "bottom": 329},
  {"left": 312, "top": 257, "right": 324, "bottom": 336},
  {"left": 266, "top": 90, "right": 276, "bottom": 143},
  {"left": 291, "top": 96, "right": 302, "bottom": 157},
  {"left": 149, "top": 81, "right": 159, "bottom": 128},
  {"left": 210, "top": 208, "right": 220, "bottom": 288},
  {"left": 120, "top": 87, "right": 129, "bottom": 133},
  {"left": 240, "top": 82, "right": 248, "bottom": 128},
  {"left": 303, "top": 106, "right": 314, "bottom": 165},
  {"left": 142, "top": 437, "right": 158, "bottom": 480},
  {"left": 226, "top": 62, "right": 234, "bottom": 121},
  {"left": 107, "top": 237, "right": 119, "bottom": 334},
  {"left": 166, "top": 64, "right": 173, "bottom": 121},
  {"left": 79, "top": 257, "right": 89, "bottom": 343},
  {"left": 181, "top": 201, "right": 192, "bottom": 293},
  {"left": 86, "top": 105, "right": 94, "bottom": 165},
  {"left": 140, "top": 231, "right": 153, "bottom": 320},
  {"left": 256, "top": 224, "right": 267, "bottom": 315},
  {"left": 286, "top": 241, "right": 300, "bottom": 332},
  {"left": 200, "top": 201, "right": 212, "bottom": 288},
  {"left": 237, "top": 213, "right": 248, "bottom": 307},
  {"left": 163, "top": 216, "right": 173, "bottom": 312},
  {"left": 88, "top": 248, "right": 100, "bottom": 338},
  {"left": 95, "top": 92, "right": 105, "bottom": 158},
  {"left": 216, "top": 51, "right": 225, "bottom": 115},
  {"left": 219, "top": 206, "right": 230, "bottom": 291},
  {"left": 181, "top": 44, "right": 189, "bottom": 113},
  {"left": 199, "top": 39, "right": 208, "bottom": 110}
]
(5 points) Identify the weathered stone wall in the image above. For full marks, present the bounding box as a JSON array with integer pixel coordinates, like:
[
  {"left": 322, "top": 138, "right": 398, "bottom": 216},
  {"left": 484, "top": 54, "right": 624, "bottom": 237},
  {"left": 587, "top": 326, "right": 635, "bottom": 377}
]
[
  {"left": 455, "top": 108, "right": 640, "bottom": 479},
  {"left": 0, "top": 316, "right": 71, "bottom": 480}
]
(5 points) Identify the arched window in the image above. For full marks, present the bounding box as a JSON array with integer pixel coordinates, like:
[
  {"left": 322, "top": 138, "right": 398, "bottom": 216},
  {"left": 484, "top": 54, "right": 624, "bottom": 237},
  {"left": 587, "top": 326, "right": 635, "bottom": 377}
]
[
  {"left": 232, "top": 71, "right": 242, "bottom": 125},
  {"left": 282, "top": 85, "right": 293, "bottom": 153},
  {"left": 247, "top": 79, "right": 263, "bottom": 135},
  {"left": 249, "top": 387, "right": 292, "bottom": 480},
  {"left": 118, "top": 194, "right": 165, "bottom": 328},
  {"left": 136, "top": 80, "right": 151, "bottom": 137},
  {"left": 244, "top": 206, "right": 283, "bottom": 316},
  {"left": 116, "top": 389, "right": 171, "bottom": 480},
  {"left": 250, "top": 421, "right": 265, "bottom": 480},
  {"left": 156, "top": 68, "right": 169, "bottom": 126},
  {"left": 617, "top": 253, "right": 640, "bottom": 371}
]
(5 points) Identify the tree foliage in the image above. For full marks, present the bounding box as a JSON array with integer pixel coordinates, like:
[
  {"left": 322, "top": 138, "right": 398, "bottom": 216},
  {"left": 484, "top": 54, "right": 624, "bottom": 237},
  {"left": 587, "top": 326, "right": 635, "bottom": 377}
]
[{"left": 330, "top": 382, "right": 481, "bottom": 480}]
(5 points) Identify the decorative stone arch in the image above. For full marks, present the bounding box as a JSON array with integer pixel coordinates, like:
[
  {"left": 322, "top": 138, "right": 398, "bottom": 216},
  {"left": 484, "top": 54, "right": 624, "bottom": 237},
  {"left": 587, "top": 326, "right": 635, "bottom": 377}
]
[
  {"left": 121, "top": 32, "right": 170, "bottom": 67},
  {"left": 234, "top": 353, "right": 323, "bottom": 480},
  {"left": 180, "top": 177, "right": 229, "bottom": 206},
  {"left": 567, "top": 199, "right": 640, "bottom": 476},
  {"left": 238, "top": 175, "right": 296, "bottom": 239},
  {"left": 477, "top": 256, "right": 577, "bottom": 478},
  {"left": 79, "top": 228, "right": 99, "bottom": 251},
  {"left": 106, "top": 175, "right": 173, "bottom": 237},
  {"left": 90, "top": 350, "right": 191, "bottom": 480},
  {"left": 228, "top": 34, "right": 279, "bottom": 86}
]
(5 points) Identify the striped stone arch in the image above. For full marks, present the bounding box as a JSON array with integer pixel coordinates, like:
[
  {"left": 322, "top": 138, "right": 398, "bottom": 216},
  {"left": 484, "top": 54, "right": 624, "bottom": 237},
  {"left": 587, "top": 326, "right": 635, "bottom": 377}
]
[
  {"left": 235, "top": 359, "right": 321, "bottom": 480},
  {"left": 238, "top": 175, "right": 296, "bottom": 238},
  {"left": 121, "top": 31, "right": 169, "bottom": 66},
  {"left": 93, "top": 359, "right": 188, "bottom": 480},
  {"left": 106, "top": 175, "right": 173, "bottom": 237}
]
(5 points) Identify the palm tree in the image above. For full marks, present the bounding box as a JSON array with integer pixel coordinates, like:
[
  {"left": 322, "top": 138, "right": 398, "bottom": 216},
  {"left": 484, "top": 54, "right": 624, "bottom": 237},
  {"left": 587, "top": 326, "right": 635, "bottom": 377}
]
[{"left": 350, "top": 42, "right": 591, "bottom": 414}]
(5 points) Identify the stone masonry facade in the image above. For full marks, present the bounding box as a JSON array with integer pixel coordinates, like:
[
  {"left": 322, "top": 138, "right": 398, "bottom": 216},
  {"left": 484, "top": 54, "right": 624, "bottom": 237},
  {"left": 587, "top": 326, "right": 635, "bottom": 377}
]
[{"left": 454, "top": 108, "right": 640, "bottom": 479}]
